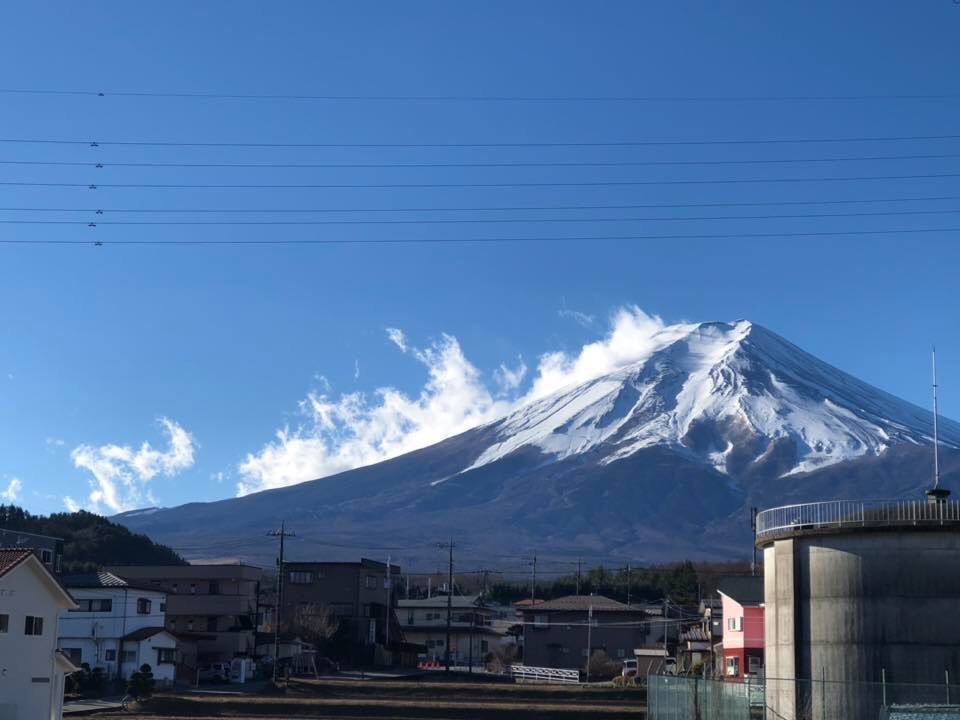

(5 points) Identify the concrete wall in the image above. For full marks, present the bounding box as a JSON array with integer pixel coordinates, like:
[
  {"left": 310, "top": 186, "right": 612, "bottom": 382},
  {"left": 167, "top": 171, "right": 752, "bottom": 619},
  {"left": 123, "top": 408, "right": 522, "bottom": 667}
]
[{"left": 764, "top": 530, "right": 960, "bottom": 720}]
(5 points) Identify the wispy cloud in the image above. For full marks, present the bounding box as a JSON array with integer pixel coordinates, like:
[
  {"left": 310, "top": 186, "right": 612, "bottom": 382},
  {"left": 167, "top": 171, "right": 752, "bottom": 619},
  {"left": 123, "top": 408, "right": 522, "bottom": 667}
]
[
  {"left": 237, "top": 306, "right": 680, "bottom": 495},
  {"left": 45, "top": 437, "right": 66, "bottom": 451},
  {"left": 1, "top": 478, "right": 22, "bottom": 502},
  {"left": 69, "top": 418, "right": 196, "bottom": 514},
  {"left": 558, "top": 308, "right": 596, "bottom": 328},
  {"left": 354, "top": 359, "right": 360, "bottom": 380},
  {"left": 385, "top": 327, "right": 408, "bottom": 353},
  {"left": 493, "top": 357, "right": 528, "bottom": 395}
]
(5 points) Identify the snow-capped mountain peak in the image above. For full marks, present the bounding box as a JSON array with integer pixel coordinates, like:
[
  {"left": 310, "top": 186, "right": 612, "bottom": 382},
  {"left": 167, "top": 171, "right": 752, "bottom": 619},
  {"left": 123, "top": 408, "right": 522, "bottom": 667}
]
[{"left": 465, "top": 320, "right": 957, "bottom": 478}]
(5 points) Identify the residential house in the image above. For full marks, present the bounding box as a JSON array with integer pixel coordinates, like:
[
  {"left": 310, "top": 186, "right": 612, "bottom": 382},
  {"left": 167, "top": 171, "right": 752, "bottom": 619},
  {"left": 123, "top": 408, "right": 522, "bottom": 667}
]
[
  {"left": 108, "top": 563, "right": 262, "bottom": 666},
  {"left": 520, "top": 595, "right": 650, "bottom": 670},
  {"left": 717, "top": 575, "right": 763, "bottom": 680},
  {"left": 0, "top": 549, "right": 78, "bottom": 720},
  {"left": 279, "top": 559, "right": 400, "bottom": 663},
  {"left": 58, "top": 571, "right": 181, "bottom": 684},
  {"left": 398, "top": 594, "right": 502, "bottom": 665},
  {"left": 0, "top": 528, "right": 63, "bottom": 574}
]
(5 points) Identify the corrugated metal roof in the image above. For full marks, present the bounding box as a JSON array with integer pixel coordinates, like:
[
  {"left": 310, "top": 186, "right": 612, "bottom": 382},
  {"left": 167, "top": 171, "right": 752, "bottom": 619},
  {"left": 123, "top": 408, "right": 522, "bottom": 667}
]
[
  {"left": 680, "top": 627, "right": 709, "bottom": 642},
  {"left": 63, "top": 571, "right": 135, "bottom": 588}
]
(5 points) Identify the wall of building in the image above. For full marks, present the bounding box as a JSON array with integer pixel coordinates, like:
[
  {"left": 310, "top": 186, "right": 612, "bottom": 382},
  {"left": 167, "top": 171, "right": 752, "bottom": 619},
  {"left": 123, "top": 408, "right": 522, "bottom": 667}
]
[
  {"left": 0, "top": 561, "right": 70, "bottom": 720},
  {"left": 522, "top": 610, "right": 649, "bottom": 670},
  {"left": 120, "top": 634, "right": 177, "bottom": 684},
  {"left": 58, "top": 587, "right": 167, "bottom": 676},
  {"left": 764, "top": 530, "right": 960, "bottom": 720}
]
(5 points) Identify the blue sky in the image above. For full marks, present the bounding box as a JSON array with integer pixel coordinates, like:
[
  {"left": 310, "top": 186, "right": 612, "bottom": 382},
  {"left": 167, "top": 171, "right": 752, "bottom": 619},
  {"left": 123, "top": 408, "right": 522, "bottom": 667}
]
[{"left": 1, "top": 1, "right": 959, "bottom": 514}]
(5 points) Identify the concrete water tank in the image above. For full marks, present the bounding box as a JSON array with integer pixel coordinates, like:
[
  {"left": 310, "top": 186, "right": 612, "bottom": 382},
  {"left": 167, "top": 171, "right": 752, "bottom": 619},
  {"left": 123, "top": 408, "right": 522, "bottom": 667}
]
[{"left": 757, "top": 491, "right": 960, "bottom": 720}]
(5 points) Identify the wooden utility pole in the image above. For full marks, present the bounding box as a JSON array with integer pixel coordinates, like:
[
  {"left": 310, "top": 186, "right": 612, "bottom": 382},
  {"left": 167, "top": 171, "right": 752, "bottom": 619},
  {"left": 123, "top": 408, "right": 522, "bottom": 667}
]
[
  {"left": 576, "top": 558, "right": 582, "bottom": 595},
  {"left": 438, "top": 540, "right": 455, "bottom": 671},
  {"left": 267, "top": 522, "right": 295, "bottom": 684},
  {"left": 530, "top": 553, "right": 537, "bottom": 605}
]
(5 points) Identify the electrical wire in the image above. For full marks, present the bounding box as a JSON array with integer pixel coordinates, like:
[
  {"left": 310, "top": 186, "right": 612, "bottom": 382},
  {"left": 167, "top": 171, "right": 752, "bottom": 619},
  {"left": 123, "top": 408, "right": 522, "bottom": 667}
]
[
  {"left": 4, "top": 87, "right": 960, "bottom": 102},
  {"left": 5, "top": 171, "right": 960, "bottom": 189},
  {"left": 3, "top": 194, "right": 959, "bottom": 214},
  {"left": 5, "top": 207, "right": 960, "bottom": 226},
  {"left": 3, "top": 226, "right": 958, "bottom": 246},
  {"left": 3, "top": 132, "right": 960, "bottom": 148},
  {"left": 5, "top": 151, "right": 960, "bottom": 169}
]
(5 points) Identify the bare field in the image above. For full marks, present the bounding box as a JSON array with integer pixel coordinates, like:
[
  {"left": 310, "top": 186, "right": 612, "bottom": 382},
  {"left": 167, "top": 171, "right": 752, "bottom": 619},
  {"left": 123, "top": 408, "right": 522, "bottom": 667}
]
[{"left": 113, "top": 677, "right": 647, "bottom": 720}]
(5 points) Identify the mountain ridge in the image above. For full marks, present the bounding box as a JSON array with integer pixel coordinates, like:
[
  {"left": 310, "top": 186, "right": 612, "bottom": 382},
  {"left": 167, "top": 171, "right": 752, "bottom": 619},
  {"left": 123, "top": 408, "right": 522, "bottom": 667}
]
[{"left": 116, "top": 320, "right": 960, "bottom": 566}]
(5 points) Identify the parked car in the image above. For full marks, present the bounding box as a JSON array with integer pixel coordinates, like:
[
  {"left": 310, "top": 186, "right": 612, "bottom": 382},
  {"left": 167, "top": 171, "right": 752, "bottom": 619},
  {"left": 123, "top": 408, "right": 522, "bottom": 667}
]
[
  {"left": 198, "top": 662, "right": 231, "bottom": 683},
  {"left": 621, "top": 659, "right": 638, "bottom": 677}
]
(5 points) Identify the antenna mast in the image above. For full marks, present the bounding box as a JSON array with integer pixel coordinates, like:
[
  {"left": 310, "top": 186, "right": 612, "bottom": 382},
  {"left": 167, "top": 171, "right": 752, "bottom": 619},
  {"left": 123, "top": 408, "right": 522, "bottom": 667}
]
[{"left": 933, "top": 347, "right": 941, "bottom": 489}]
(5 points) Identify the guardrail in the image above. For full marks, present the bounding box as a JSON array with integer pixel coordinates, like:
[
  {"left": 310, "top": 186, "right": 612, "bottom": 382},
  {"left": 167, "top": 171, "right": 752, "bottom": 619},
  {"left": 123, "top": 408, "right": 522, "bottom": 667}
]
[
  {"left": 756, "top": 499, "right": 960, "bottom": 541},
  {"left": 508, "top": 664, "right": 580, "bottom": 684}
]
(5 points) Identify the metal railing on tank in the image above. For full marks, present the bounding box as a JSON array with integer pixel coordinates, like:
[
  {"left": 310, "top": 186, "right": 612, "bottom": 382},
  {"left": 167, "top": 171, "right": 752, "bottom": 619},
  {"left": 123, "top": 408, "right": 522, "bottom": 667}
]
[{"left": 755, "top": 499, "right": 960, "bottom": 541}]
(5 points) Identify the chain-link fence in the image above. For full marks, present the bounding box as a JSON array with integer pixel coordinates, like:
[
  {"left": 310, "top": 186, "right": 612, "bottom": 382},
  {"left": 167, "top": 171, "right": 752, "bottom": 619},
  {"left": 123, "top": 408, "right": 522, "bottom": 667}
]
[{"left": 648, "top": 674, "right": 960, "bottom": 720}]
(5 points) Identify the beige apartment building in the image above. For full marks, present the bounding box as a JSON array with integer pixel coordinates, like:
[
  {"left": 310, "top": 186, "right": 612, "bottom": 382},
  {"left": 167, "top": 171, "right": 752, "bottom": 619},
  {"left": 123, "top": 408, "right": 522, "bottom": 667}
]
[{"left": 108, "top": 563, "right": 263, "bottom": 665}]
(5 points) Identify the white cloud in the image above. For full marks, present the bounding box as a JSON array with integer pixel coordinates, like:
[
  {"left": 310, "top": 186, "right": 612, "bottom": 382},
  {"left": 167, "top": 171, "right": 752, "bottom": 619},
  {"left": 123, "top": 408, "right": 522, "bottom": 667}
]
[
  {"left": 237, "top": 332, "right": 514, "bottom": 496},
  {"left": 70, "top": 418, "right": 196, "bottom": 514},
  {"left": 237, "top": 306, "right": 685, "bottom": 495},
  {"left": 493, "top": 357, "right": 528, "bottom": 395},
  {"left": 1, "top": 478, "right": 22, "bottom": 502},
  {"left": 386, "top": 327, "right": 408, "bottom": 353},
  {"left": 354, "top": 359, "right": 360, "bottom": 380},
  {"left": 45, "top": 437, "right": 66, "bottom": 451},
  {"left": 64, "top": 496, "right": 81, "bottom": 513},
  {"left": 558, "top": 308, "right": 596, "bottom": 328}
]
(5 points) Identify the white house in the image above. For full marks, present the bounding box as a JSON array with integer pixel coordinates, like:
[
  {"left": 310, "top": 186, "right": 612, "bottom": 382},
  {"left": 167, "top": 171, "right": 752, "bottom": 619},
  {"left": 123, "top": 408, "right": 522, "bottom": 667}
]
[
  {"left": 58, "top": 571, "right": 177, "bottom": 684},
  {"left": 0, "top": 548, "right": 78, "bottom": 720}
]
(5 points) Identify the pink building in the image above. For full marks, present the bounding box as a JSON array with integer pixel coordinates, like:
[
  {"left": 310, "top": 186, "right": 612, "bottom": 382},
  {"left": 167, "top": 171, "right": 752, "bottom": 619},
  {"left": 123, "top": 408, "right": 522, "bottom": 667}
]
[{"left": 717, "top": 576, "right": 764, "bottom": 680}]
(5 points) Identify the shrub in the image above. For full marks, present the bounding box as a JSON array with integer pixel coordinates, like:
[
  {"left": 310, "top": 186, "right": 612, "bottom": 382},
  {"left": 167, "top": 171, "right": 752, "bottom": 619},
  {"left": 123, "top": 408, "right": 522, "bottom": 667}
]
[{"left": 127, "top": 664, "right": 155, "bottom": 701}]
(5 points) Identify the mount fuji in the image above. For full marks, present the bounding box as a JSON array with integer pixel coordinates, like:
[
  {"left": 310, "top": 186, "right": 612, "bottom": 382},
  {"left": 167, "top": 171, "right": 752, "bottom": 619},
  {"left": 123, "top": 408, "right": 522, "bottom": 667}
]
[{"left": 117, "top": 321, "right": 960, "bottom": 566}]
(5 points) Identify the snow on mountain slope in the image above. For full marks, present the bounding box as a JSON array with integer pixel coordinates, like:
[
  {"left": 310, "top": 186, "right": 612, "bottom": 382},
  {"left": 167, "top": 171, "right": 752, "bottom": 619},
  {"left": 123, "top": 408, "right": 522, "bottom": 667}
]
[{"left": 466, "top": 321, "right": 959, "bottom": 478}]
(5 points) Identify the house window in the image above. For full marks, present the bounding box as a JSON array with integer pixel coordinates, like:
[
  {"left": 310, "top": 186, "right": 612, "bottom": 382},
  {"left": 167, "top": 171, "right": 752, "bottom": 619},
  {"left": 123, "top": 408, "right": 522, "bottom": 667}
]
[
  {"left": 289, "top": 571, "right": 312, "bottom": 584},
  {"left": 137, "top": 598, "right": 152, "bottom": 615},
  {"left": 159, "top": 602, "right": 166, "bottom": 612},
  {"left": 24, "top": 616, "right": 44, "bottom": 635},
  {"left": 726, "top": 656, "right": 740, "bottom": 677},
  {"left": 616, "top": 648, "right": 626, "bottom": 658},
  {"left": 480, "top": 640, "right": 489, "bottom": 652},
  {"left": 39, "top": 549, "right": 53, "bottom": 564},
  {"left": 190, "top": 583, "right": 196, "bottom": 594},
  {"left": 407, "top": 612, "right": 415, "bottom": 625},
  {"left": 64, "top": 648, "right": 82, "bottom": 664},
  {"left": 748, "top": 656, "right": 762, "bottom": 675},
  {"left": 533, "top": 614, "right": 548, "bottom": 628},
  {"left": 121, "top": 651, "right": 136, "bottom": 663},
  {"left": 727, "top": 616, "right": 743, "bottom": 632},
  {"left": 73, "top": 599, "right": 113, "bottom": 612},
  {"left": 331, "top": 603, "right": 354, "bottom": 617},
  {"left": 172, "top": 583, "right": 178, "bottom": 592},
  {"left": 365, "top": 575, "right": 377, "bottom": 589},
  {"left": 0, "top": 614, "right": 8, "bottom": 633},
  {"left": 104, "top": 649, "right": 116, "bottom": 662},
  {"left": 209, "top": 581, "right": 220, "bottom": 595},
  {"left": 157, "top": 648, "right": 176, "bottom": 665},
  {"left": 206, "top": 617, "right": 218, "bottom": 632}
]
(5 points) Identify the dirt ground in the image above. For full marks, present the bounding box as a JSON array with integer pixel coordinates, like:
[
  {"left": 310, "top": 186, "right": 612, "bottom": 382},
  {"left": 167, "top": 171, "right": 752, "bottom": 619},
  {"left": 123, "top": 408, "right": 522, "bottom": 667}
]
[{"left": 112, "top": 676, "right": 647, "bottom": 719}]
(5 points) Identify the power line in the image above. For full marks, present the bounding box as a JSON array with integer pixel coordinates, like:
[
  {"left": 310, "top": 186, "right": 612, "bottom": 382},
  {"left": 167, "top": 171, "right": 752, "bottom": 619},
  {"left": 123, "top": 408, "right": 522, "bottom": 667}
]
[
  {"left": 4, "top": 87, "right": 960, "bottom": 102},
  {"left": 3, "top": 226, "right": 959, "bottom": 246},
  {"left": 6, "top": 207, "right": 960, "bottom": 226},
  {"left": 5, "top": 171, "right": 960, "bottom": 189},
  {"left": 4, "top": 194, "right": 960, "bottom": 214},
  {"left": 3, "top": 132, "right": 960, "bottom": 148},
  {"left": 5, "top": 151, "right": 960, "bottom": 169}
]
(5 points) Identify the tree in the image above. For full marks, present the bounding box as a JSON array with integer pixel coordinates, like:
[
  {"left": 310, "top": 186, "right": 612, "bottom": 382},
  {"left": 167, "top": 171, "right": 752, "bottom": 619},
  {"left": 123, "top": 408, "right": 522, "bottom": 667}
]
[
  {"left": 586, "top": 650, "right": 622, "bottom": 681},
  {"left": 283, "top": 603, "right": 340, "bottom": 650},
  {"left": 127, "top": 664, "right": 155, "bottom": 701}
]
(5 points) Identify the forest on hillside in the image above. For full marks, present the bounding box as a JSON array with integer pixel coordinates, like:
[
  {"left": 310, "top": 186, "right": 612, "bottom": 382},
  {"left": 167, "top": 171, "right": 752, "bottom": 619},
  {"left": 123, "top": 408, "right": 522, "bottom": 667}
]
[{"left": 0, "top": 505, "right": 187, "bottom": 572}]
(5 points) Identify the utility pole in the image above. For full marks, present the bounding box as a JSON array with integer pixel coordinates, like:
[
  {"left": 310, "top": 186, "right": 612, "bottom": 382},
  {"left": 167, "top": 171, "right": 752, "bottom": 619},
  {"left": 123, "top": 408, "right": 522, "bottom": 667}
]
[
  {"left": 576, "top": 558, "right": 582, "bottom": 595},
  {"left": 585, "top": 602, "right": 594, "bottom": 683},
  {"left": 385, "top": 554, "right": 392, "bottom": 654},
  {"left": 438, "top": 540, "right": 455, "bottom": 672},
  {"left": 267, "top": 522, "right": 295, "bottom": 684},
  {"left": 750, "top": 507, "right": 758, "bottom": 576},
  {"left": 626, "top": 563, "right": 631, "bottom": 606},
  {"left": 530, "top": 553, "right": 537, "bottom": 605}
]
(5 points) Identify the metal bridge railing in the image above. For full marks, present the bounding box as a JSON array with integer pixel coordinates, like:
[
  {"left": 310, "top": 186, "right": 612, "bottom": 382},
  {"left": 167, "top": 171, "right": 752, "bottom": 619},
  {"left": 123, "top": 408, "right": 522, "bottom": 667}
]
[{"left": 755, "top": 499, "right": 960, "bottom": 541}]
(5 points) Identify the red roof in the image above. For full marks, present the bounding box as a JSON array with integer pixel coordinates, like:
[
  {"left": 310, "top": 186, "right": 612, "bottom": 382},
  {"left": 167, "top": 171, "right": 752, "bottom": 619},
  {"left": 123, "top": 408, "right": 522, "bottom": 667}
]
[{"left": 0, "top": 549, "right": 34, "bottom": 579}]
